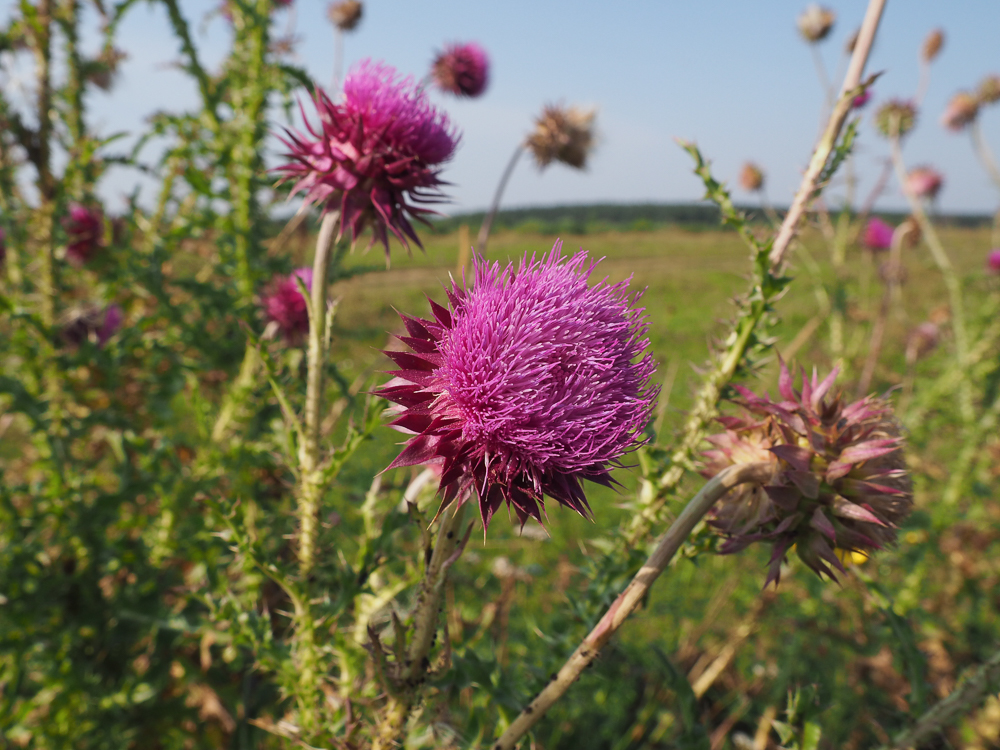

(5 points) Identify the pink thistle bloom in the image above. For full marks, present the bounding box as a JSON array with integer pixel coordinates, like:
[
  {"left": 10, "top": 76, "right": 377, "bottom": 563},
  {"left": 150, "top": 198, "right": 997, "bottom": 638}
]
[
  {"left": 63, "top": 203, "right": 103, "bottom": 265},
  {"left": 275, "top": 60, "right": 459, "bottom": 262},
  {"left": 987, "top": 249, "right": 1000, "bottom": 274},
  {"left": 906, "top": 166, "right": 943, "bottom": 199},
  {"left": 262, "top": 268, "right": 313, "bottom": 342},
  {"left": 862, "top": 217, "right": 894, "bottom": 251},
  {"left": 941, "top": 91, "right": 979, "bottom": 132},
  {"left": 378, "top": 241, "right": 658, "bottom": 531},
  {"left": 431, "top": 42, "right": 490, "bottom": 98},
  {"left": 61, "top": 304, "right": 123, "bottom": 348},
  {"left": 852, "top": 89, "right": 871, "bottom": 109}
]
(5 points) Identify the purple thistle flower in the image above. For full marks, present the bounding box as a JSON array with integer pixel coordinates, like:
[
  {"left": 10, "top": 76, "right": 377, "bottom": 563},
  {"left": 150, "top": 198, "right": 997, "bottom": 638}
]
[
  {"left": 63, "top": 203, "right": 103, "bottom": 265},
  {"left": 61, "top": 304, "right": 123, "bottom": 348},
  {"left": 274, "top": 60, "right": 459, "bottom": 262},
  {"left": 431, "top": 42, "right": 490, "bottom": 98},
  {"left": 262, "top": 268, "right": 313, "bottom": 342},
  {"left": 987, "top": 249, "right": 1000, "bottom": 274},
  {"left": 378, "top": 241, "right": 658, "bottom": 531},
  {"left": 862, "top": 217, "right": 894, "bottom": 252},
  {"left": 906, "top": 166, "right": 943, "bottom": 199},
  {"left": 852, "top": 89, "right": 871, "bottom": 109}
]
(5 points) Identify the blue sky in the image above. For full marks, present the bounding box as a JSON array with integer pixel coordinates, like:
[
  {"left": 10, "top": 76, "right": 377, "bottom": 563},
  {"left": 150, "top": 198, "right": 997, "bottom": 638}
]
[{"left": 6, "top": 1, "right": 1000, "bottom": 215}]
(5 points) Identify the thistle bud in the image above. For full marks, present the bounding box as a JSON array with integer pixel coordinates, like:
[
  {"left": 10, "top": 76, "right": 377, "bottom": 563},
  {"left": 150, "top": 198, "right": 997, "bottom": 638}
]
[
  {"left": 905, "top": 166, "right": 943, "bottom": 200},
  {"left": 703, "top": 361, "right": 913, "bottom": 586},
  {"left": 922, "top": 28, "right": 944, "bottom": 63},
  {"left": 852, "top": 89, "right": 872, "bottom": 109},
  {"left": 431, "top": 42, "right": 490, "bottom": 98},
  {"left": 941, "top": 92, "right": 979, "bottom": 132},
  {"left": 526, "top": 104, "right": 596, "bottom": 170},
  {"left": 875, "top": 99, "right": 917, "bottom": 138},
  {"left": 327, "top": 0, "right": 362, "bottom": 31},
  {"left": 63, "top": 203, "right": 104, "bottom": 265},
  {"left": 797, "top": 5, "right": 836, "bottom": 43},
  {"left": 977, "top": 75, "right": 1000, "bottom": 105},
  {"left": 260, "top": 268, "right": 313, "bottom": 343},
  {"left": 905, "top": 322, "right": 940, "bottom": 364},
  {"left": 862, "top": 217, "right": 894, "bottom": 252},
  {"left": 987, "top": 249, "right": 1000, "bottom": 274},
  {"left": 739, "top": 162, "right": 765, "bottom": 192}
]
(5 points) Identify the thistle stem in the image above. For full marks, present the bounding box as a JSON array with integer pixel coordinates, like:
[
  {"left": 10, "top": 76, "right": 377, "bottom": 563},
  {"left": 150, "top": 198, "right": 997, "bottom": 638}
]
[
  {"left": 889, "top": 133, "right": 974, "bottom": 424},
  {"left": 970, "top": 120, "right": 1000, "bottom": 193},
  {"left": 476, "top": 144, "right": 524, "bottom": 253},
  {"left": 857, "top": 223, "right": 908, "bottom": 395},
  {"left": 493, "top": 462, "right": 773, "bottom": 750}
]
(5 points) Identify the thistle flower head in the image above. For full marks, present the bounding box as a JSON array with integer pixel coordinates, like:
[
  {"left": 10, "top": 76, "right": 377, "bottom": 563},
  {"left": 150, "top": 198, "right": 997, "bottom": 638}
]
[
  {"left": 987, "top": 249, "right": 1000, "bottom": 274},
  {"left": 431, "top": 42, "right": 490, "bottom": 98},
  {"left": 63, "top": 203, "right": 103, "bottom": 265},
  {"left": 941, "top": 92, "right": 979, "bottom": 132},
  {"left": 327, "top": 0, "right": 362, "bottom": 31},
  {"left": 906, "top": 166, "right": 944, "bottom": 200},
  {"left": 852, "top": 89, "right": 872, "bottom": 109},
  {"left": 797, "top": 5, "right": 835, "bottom": 43},
  {"left": 875, "top": 99, "right": 917, "bottom": 138},
  {"left": 922, "top": 28, "right": 944, "bottom": 63},
  {"left": 61, "top": 304, "right": 122, "bottom": 348},
  {"left": 862, "top": 217, "right": 894, "bottom": 251},
  {"left": 739, "top": 162, "right": 765, "bottom": 192},
  {"left": 526, "top": 104, "right": 596, "bottom": 170},
  {"left": 978, "top": 75, "right": 1000, "bottom": 106},
  {"left": 378, "top": 242, "right": 657, "bottom": 531},
  {"left": 274, "top": 60, "right": 459, "bottom": 261},
  {"left": 261, "top": 268, "right": 313, "bottom": 342},
  {"left": 703, "top": 361, "right": 913, "bottom": 586}
]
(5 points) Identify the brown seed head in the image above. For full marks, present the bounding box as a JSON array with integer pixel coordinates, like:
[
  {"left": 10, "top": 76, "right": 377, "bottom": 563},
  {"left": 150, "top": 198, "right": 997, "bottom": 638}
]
[
  {"left": 922, "top": 28, "right": 944, "bottom": 63},
  {"left": 328, "top": 0, "right": 362, "bottom": 31},
  {"left": 739, "top": 162, "right": 765, "bottom": 192},
  {"left": 526, "top": 105, "right": 596, "bottom": 170},
  {"left": 797, "top": 4, "right": 836, "bottom": 43},
  {"left": 977, "top": 75, "right": 1000, "bottom": 105},
  {"left": 703, "top": 361, "right": 913, "bottom": 586}
]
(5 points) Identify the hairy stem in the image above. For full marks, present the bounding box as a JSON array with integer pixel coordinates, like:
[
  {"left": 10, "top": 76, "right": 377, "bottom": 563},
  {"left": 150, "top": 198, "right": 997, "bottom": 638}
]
[
  {"left": 494, "top": 462, "right": 773, "bottom": 750},
  {"left": 476, "top": 144, "right": 524, "bottom": 253},
  {"left": 889, "top": 133, "right": 974, "bottom": 424}
]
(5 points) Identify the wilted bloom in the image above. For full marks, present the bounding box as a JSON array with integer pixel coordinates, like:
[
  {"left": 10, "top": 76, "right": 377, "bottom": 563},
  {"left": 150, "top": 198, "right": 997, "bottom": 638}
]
[
  {"left": 63, "top": 203, "right": 103, "bottom": 264},
  {"left": 862, "top": 217, "right": 894, "bottom": 251},
  {"left": 906, "top": 166, "right": 943, "bottom": 200},
  {"left": 941, "top": 92, "right": 979, "bottom": 131},
  {"left": 274, "top": 61, "right": 459, "bottom": 261},
  {"left": 978, "top": 75, "right": 1000, "bottom": 105},
  {"left": 875, "top": 99, "right": 917, "bottom": 138},
  {"left": 739, "top": 162, "right": 765, "bottom": 192},
  {"left": 987, "top": 249, "right": 1000, "bottom": 274},
  {"left": 906, "top": 322, "right": 940, "bottom": 365},
  {"left": 922, "top": 28, "right": 944, "bottom": 63},
  {"left": 61, "top": 304, "right": 122, "bottom": 348},
  {"left": 327, "top": 0, "right": 362, "bottom": 31},
  {"left": 378, "top": 242, "right": 657, "bottom": 530},
  {"left": 797, "top": 5, "right": 835, "bottom": 43},
  {"left": 526, "top": 105, "right": 596, "bottom": 170},
  {"left": 852, "top": 89, "right": 872, "bottom": 109},
  {"left": 703, "top": 362, "right": 913, "bottom": 585},
  {"left": 431, "top": 42, "right": 490, "bottom": 98},
  {"left": 262, "top": 268, "right": 313, "bottom": 342}
]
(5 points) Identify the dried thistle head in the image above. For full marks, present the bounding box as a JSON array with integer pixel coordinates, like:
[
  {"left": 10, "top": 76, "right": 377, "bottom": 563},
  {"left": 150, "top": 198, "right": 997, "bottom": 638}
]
[
  {"left": 874, "top": 99, "right": 917, "bottom": 138},
  {"left": 703, "top": 361, "right": 913, "bottom": 586},
  {"left": 327, "top": 0, "right": 362, "bottom": 31},
  {"left": 526, "top": 105, "right": 596, "bottom": 170},
  {"left": 906, "top": 166, "right": 943, "bottom": 200},
  {"left": 739, "top": 162, "right": 765, "bottom": 192},
  {"left": 941, "top": 92, "right": 979, "bottom": 132},
  {"left": 922, "top": 28, "right": 944, "bottom": 63},
  {"left": 978, "top": 75, "right": 1000, "bottom": 105},
  {"left": 797, "top": 5, "right": 836, "bottom": 43}
]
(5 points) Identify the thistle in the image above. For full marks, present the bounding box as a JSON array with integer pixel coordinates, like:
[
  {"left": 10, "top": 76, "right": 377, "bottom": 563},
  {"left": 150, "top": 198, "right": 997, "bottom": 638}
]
[
  {"left": 261, "top": 268, "right": 312, "bottom": 343},
  {"left": 987, "top": 249, "right": 1000, "bottom": 274},
  {"left": 431, "top": 42, "right": 489, "bottom": 98},
  {"left": 978, "top": 75, "right": 1000, "bottom": 106},
  {"left": 739, "top": 162, "right": 764, "bottom": 192},
  {"left": 274, "top": 60, "right": 459, "bottom": 261},
  {"left": 922, "top": 28, "right": 944, "bottom": 63},
  {"left": 852, "top": 89, "right": 872, "bottom": 109},
  {"left": 61, "top": 304, "right": 122, "bottom": 348},
  {"left": 874, "top": 99, "right": 917, "bottom": 138},
  {"left": 905, "top": 166, "right": 943, "bottom": 200},
  {"left": 941, "top": 92, "right": 979, "bottom": 132},
  {"left": 526, "top": 105, "right": 596, "bottom": 170},
  {"left": 796, "top": 4, "right": 835, "bottom": 43},
  {"left": 703, "top": 362, "right": 913, "bottom": 585},
  {"left": 861, "top": 217, "right": 894, "bottom": 251},
  {"left": 63, "top": 203, "right": 104, "bottom": 265},
  {"left": 327, "top": 0, "right": 362, "bottom": 31},
  {"left": 378, "top": 242, "right": 657, "bottom": 530}
]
